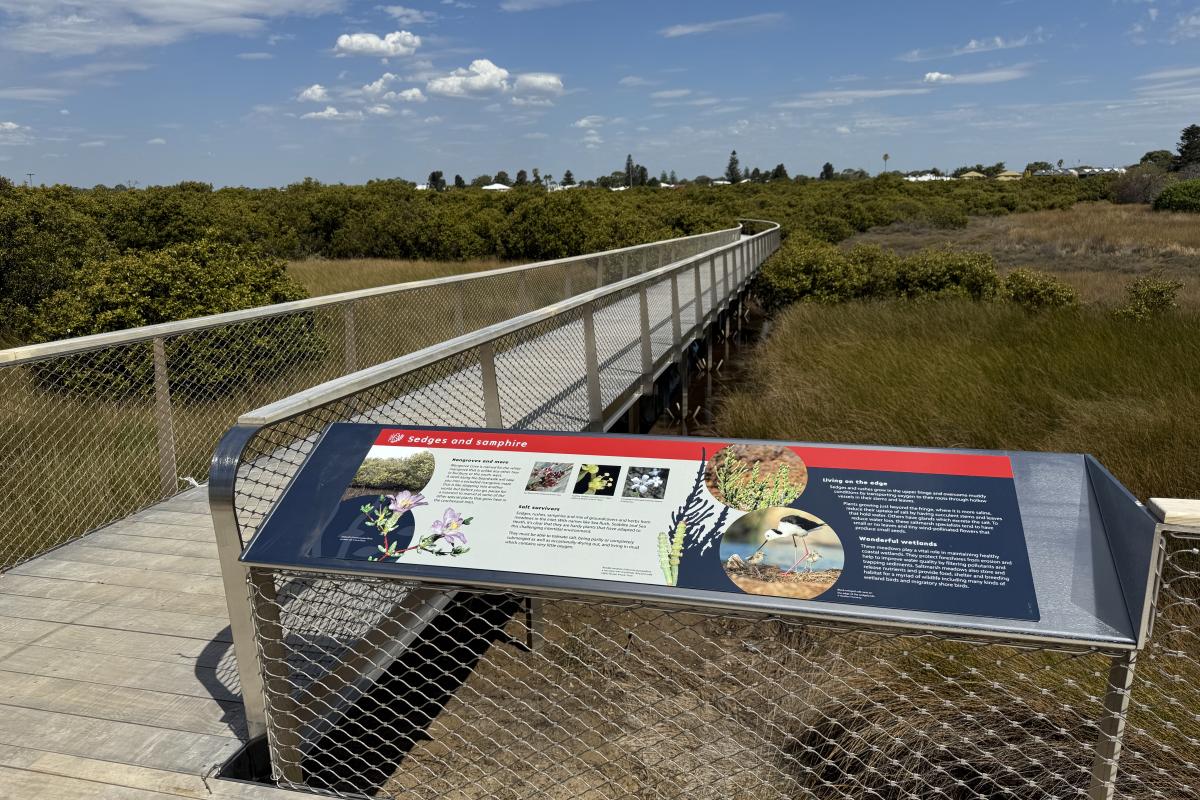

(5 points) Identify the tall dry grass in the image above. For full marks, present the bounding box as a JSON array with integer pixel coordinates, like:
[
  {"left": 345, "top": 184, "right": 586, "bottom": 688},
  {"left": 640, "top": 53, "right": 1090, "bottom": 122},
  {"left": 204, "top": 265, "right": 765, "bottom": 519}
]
[{"left": 718, "top": 300, "right": 1199, "bottom": 500}]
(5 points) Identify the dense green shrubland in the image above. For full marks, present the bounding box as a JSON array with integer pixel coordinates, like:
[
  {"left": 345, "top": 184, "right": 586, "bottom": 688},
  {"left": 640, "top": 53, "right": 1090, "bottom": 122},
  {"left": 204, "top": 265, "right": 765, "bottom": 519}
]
[
  {"left": 0, "top": 174, "right": 1107, "bottom": 346},
  {"left": 1152, "top": 178, "right": 1200, "bottom": 212},
  {"left": 754, "top": 240, "right": 1077, "bottom": 312}
]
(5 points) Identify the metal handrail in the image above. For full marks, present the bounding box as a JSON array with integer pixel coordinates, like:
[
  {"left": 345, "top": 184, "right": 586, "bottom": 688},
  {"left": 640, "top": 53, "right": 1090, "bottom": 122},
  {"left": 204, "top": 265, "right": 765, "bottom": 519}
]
[
  {"left": 237, "top": 220, "right": 779, "bottom": 427},
  {"left": 0, "top": 224, "right": 742, "bottom": 365}
]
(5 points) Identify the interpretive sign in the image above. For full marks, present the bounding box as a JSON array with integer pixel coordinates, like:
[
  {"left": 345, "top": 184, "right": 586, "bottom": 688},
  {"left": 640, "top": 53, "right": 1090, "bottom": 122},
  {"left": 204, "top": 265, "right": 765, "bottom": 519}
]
[{"left": 243, "top": 425, "right": 1041, "bottom": 623}]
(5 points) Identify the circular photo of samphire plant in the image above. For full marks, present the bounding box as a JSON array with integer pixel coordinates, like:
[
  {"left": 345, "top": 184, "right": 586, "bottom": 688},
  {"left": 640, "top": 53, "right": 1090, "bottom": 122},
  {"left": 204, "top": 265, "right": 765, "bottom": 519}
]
[
  {"left": 705, "top": 444, "right": 807, "bottom": 512},
  {"left": 720, "top": 507, "right": 843, "bottom": 600}
]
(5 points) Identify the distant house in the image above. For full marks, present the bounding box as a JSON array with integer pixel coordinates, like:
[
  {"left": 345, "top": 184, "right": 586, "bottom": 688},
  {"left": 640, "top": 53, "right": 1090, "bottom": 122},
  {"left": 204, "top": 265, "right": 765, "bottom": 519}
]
[
  {"left": 710, "top": 179, "right": 731, "bottom": 186},
  {"left": 1078, "top": 167, "right": 1127, "bottom": 177},
  {"left": 995, "top": 170, "right": 1023, "bottom": 181},
  {"left": 958, "top": 171, "right": 986, "bottom": 180},
  {"left": 609, "top": 185, "right": 628, "bottom": 191},
  {"left": 415, "top": 184, "right": 429, "bottom": 191},
  {"left": 481, "top": 183, "right": 511, "bottom": 191},
  {"left": 1032, "top": 168, "right": 1079, "bottom": 177},
  {"left": 904, "top": 173, "right": 952, "bottom": 182}
]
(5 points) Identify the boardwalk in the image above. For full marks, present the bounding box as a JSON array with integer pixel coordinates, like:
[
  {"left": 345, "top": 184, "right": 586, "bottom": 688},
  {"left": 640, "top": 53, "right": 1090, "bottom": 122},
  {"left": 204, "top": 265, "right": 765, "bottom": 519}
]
[
  {"left": 0, "top": 488, "right": 297, "bottom": 798},
  {"left": 0, "top": 231, "right": 765, "bottom": 797}
]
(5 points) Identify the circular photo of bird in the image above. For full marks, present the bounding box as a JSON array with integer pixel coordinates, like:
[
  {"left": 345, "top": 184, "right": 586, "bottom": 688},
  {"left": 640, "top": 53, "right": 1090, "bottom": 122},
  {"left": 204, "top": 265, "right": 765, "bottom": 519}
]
[
  {"left": 705, "top": 445, "right": 808, "bottom": 512},
  {"left": 719, "top": 507, "right": 843, "bottom": 599}
]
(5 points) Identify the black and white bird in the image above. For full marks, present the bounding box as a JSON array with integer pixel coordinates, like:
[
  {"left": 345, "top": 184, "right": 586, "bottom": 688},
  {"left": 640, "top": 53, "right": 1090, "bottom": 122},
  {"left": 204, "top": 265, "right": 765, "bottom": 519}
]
[{"left": 750, "top": 514, "right": 831, "bottom": 575}]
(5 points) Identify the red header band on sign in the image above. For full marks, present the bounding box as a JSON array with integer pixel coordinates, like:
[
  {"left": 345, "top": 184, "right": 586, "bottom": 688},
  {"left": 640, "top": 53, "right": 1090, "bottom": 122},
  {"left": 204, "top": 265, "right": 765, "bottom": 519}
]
[{"left": 373, "top": 429, "right": 1012, "bottom": 478}]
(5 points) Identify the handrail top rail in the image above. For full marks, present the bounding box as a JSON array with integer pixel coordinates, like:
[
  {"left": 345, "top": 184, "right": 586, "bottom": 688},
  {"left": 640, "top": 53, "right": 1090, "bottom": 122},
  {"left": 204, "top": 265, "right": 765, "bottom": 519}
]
[
  {"left": 0, "top": 223, "right": 743, "bottom": 366},
  {"left": 237, "top": 221, "right": 778, "bottom": 427}
]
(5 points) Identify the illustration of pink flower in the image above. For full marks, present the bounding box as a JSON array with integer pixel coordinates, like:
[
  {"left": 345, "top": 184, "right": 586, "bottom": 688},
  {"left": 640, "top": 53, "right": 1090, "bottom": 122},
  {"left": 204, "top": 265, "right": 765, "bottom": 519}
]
[
  {"left": 431, "top": 507, "right": 469, "bottom": 546},
  {"left": 388, "top": 490, "right": 428, "bottom": 513}
]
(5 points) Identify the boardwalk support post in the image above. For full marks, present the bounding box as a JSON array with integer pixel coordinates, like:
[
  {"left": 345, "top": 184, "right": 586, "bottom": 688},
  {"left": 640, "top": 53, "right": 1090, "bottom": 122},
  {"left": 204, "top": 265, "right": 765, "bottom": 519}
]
[
  {"left": 582, "top": 301, "right": 603, "bottom": 431},
  {"left": 1088, "top": 651, "right": 1137, "bottom": 800},
  {"left": 478, "top": 341, "right": 503, "bottom": 428},
  {"left": 151, "top": 336, "right": 178, "bottom": 497},
  {"left": 341, "top": 304, "right": 357, "bottom": 373}
]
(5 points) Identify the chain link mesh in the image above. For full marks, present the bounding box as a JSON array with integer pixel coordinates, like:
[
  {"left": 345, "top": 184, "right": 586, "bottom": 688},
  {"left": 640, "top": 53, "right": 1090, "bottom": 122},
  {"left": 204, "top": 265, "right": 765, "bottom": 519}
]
[
  {"left": 0, "top": 227, "right": 740, "bottom": 570},
  {"left": 246, "top": 570, "right": 1157, "bottom": 800}
]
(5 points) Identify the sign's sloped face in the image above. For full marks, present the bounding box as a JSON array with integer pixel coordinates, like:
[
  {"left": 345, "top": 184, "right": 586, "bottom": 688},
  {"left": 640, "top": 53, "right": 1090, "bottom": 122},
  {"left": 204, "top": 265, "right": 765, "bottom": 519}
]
[{"left": 245, "top": 426, "right": 1044, "bottom": 627}]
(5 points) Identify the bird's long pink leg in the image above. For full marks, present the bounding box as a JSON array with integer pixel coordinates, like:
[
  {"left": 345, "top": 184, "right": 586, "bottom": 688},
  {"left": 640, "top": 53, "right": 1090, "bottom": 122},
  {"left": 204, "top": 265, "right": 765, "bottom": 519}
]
[{"left": 784, "top": 536, "right": 812, "bottom": 575}]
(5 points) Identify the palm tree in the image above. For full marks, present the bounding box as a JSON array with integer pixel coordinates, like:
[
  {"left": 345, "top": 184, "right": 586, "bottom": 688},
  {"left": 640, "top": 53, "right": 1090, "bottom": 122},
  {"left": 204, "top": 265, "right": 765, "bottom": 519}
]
[{"left": 882, "top": 153, "right": 890, "bottom": 174}]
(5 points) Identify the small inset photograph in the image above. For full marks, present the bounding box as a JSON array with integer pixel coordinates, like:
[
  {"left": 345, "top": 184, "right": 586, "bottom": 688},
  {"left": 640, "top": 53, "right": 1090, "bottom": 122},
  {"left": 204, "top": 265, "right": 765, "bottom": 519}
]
[
  {"left": 525, "top": 462, "right": 573, "bottom": 494},
  {"left": 574, "top": 464, "right": 620, "bottom": 496},
  {"left": 622, "top": 466, "right": 670, "bottom": 499},
  {"left": 705, "top": 445, "right": 807, "bottom": 511},
  {"left": 719, "top": 507, "right": 844, "bottom": 600},
  {"left": 345, "top": 446, "right": 436, "bottom": 502}
]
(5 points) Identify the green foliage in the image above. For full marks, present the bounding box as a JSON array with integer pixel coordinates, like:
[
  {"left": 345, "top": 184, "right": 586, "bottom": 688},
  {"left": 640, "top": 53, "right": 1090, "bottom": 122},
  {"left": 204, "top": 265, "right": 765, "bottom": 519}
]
[
  {"left": 351, "top": 453, "right": 436, "bottom": 491},
  {"left": 895, "top": 249, "right": 1000, "bottom": 301},
  {"left": 1175, "top": 124, "right": 1200, "bottom": 171},
  {"left": 1115, "top": 275, "right": 1183, "bottom": 321},
  {"left": 1000, "top": 269, "right": 1078, "bottom": 311},
  {"left": 1140, "top": 150, "right": 1175, "bottom": 171},
  {"left": 713, "top": 447, "right": 804, "bottom": 511},
  {"left": 1152, "top": 179, "right": 1200, "bottom": 212},
  {"left": 1114, "top": 165, "right": 1175, "bottom": 205},
  {"left": 29, "top": 239, "right": 321, "bottom": 397}
]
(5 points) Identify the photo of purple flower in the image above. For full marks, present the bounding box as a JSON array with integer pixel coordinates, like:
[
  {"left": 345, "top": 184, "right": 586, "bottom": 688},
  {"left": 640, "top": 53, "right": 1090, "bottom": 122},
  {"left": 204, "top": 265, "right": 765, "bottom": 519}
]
[
  {"left": 419, "top": 506, "right": 473, "bottom": 556},
  {"left": 388, "top": 490, "right": 428, "bottom": 513}
]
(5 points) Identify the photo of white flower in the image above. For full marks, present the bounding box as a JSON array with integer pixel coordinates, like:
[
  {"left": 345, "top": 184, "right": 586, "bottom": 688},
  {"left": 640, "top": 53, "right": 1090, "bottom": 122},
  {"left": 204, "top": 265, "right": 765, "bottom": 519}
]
[{"left": 622, "top": 466, "right": 669, "bottom": 500}]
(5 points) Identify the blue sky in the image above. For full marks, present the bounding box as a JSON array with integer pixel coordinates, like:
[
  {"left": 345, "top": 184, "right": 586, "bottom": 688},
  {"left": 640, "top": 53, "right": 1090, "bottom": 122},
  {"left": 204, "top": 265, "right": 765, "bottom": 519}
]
[{"left": 1, "top": 0, "right": 1198, "bottom": 186}]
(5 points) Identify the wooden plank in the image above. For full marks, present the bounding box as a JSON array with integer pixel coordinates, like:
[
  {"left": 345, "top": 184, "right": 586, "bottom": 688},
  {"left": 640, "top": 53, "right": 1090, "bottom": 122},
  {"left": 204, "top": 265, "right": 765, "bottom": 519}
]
[
  {"left": 129, "top": 511, "right": 214, "bottom": 529},
  {"left": 0, "top": 747, "right": 302, "bottom": 800},
  {"left": 77, "top": 532, "right": 218, "bottom": 560},
  {"left": 0, "top": 671, "right": 246, "bottom": 738},
  {"left": 0, "top": 615, "right": 62, "bottom": 645},
  {"left": 0, "top": 575, "right": 231, "bottom": 618},
  {"left": 41, "top": 546, "right": 223, "bottom": 577},
  {"left": 7, "top": 559, "right": 225, "bottom": 596},
  {"left": 0, "top": 705, "right": 241, "bottom": 776},
  {"left": 0, "top": 593, "right": 96, "bottom": 625},
  {"left": 30, "top": 624, "right": 236, "bottom": 669},
  {"left": 1149, "top": 498, "right": 1200, "bottom": 526},
  {"left": 0, "top": 645, "right": 240, "bottom": 701},
  {"left": 102, "top": 521, "right": 216, "bottom": 543},
  {"left": 74, "top": 605, "right": 233, "bottom": 642},
  {"left": 0, "top": 765, "right": 178, "bottom": 800}
]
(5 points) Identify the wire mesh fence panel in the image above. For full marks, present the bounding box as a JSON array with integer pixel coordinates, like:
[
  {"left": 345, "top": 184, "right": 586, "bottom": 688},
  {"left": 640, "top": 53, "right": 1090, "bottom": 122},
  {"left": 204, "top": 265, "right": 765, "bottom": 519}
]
[
  {"left": 233, "top": 350, "right": 489, "bottom": 547},
  {"left": 492, "top": 311, "right": 590, "bottom": 431},
  {"left": 248, "top": 574, "right": 1133, "bottom": 800},
  {"left": 1118, "top": 530, "right": 1200, "bottom": 797},
  {"left": 1, "top": 228, "right": 750, "bottom": 571},
  {"left": 592, "top": 286, "right": 644, "bottom": 410},
  {"left": 0, "top": 342, "right": 160, "bottom": 567}
]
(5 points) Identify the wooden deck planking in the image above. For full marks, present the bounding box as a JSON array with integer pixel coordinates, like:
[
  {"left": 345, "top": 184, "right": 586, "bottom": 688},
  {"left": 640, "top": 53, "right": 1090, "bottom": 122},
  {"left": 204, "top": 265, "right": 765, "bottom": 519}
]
[{"left": 0, "top": 574, "right": 232, "bottom": 618}]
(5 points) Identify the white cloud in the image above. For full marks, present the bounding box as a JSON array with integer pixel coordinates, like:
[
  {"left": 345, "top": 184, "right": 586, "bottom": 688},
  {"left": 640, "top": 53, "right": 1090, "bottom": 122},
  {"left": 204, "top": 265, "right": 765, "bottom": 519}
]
[
  {"left": 619, "top": 75, "right": 653, "bottom": 87},
  {"left": 514, "top": 72, "right": 564, "bottom": 95},
  {"left": 334, "top": 30, "right": 421, "bottom": 57},
  {"left": 923, "top": 65, "right": 1032, "bottom": 85},
  {"left": 359, "top": 73, "right": 397, "bottom": 96},
  {"left": 366, "top": 104, "right": 394, "bottom": 116},
  {"left": 899, "top": 30, "right": 1043, "bottom": 62},
  {"left": 573, "top": 114, "right": 605, "bottom": 128},
  {"left": 1171, "top": 9, "right": 1200, "bottom": 41},
  {"left": 1138, "top": 65, "right": 1200, "bottom": 81},
  {"left": 384, "top": 87, "right": 427, "bottom": 102},
  {"left": 0, "top": 121, "right": 33, "bottom": 146},
  {"left": 426, "top": 58, "right": 508, "bottom": 96},
  {"left": 0, "top": 1, "right": 343, "bottom": 55},
  {"left": 660, "top": 13, "right": 785, "bottom": 38},
  {"left": 422, "top": 115, "right": 442, "bottom": 123},
  {"left": 383, "top": 5, "right": 436, "bottom": 24},
  {"left": 774, "top": 87, "right": 931, "bottom": 108},
  {"left": 237, "top": 51, "right": 273, "bottom": 59},
  {"left": 59, "top": 109, "right": 69, "bottom": 115},
  {"left": 297, "top": 83, "right": 330, "bottom": 102},
  {"left": 835, "top": 125, "right": 851, "bottom": 134},
  {"left": 500, "top": 0, "right": 591, "bottom": 10},
  {"left": 0, "top": 87, "right": 70, "bottom": 102},
  {"left": 651, "top": 88, "right": 691, "bottom": 99},
  {"left": 146, "top": 137, "right": 166, "bottom": 144},
  {"left": 301, "top": 105, "right": 364, "bottom": 120},
  {"left": 523, "top": 131, "right": 549, "bottom": 139},
  {"left": 582, "top": 128, "right": 603, "bottom": 148},
  {"left": 79, "top": 140, "right": 106, "bottom": 147}
]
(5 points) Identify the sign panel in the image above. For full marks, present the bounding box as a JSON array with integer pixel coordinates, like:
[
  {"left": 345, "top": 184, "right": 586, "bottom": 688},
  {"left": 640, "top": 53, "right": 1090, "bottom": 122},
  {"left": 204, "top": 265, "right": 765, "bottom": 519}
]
[{"left": 252, "top": 426, "right": 1039, "bottom": 623}]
